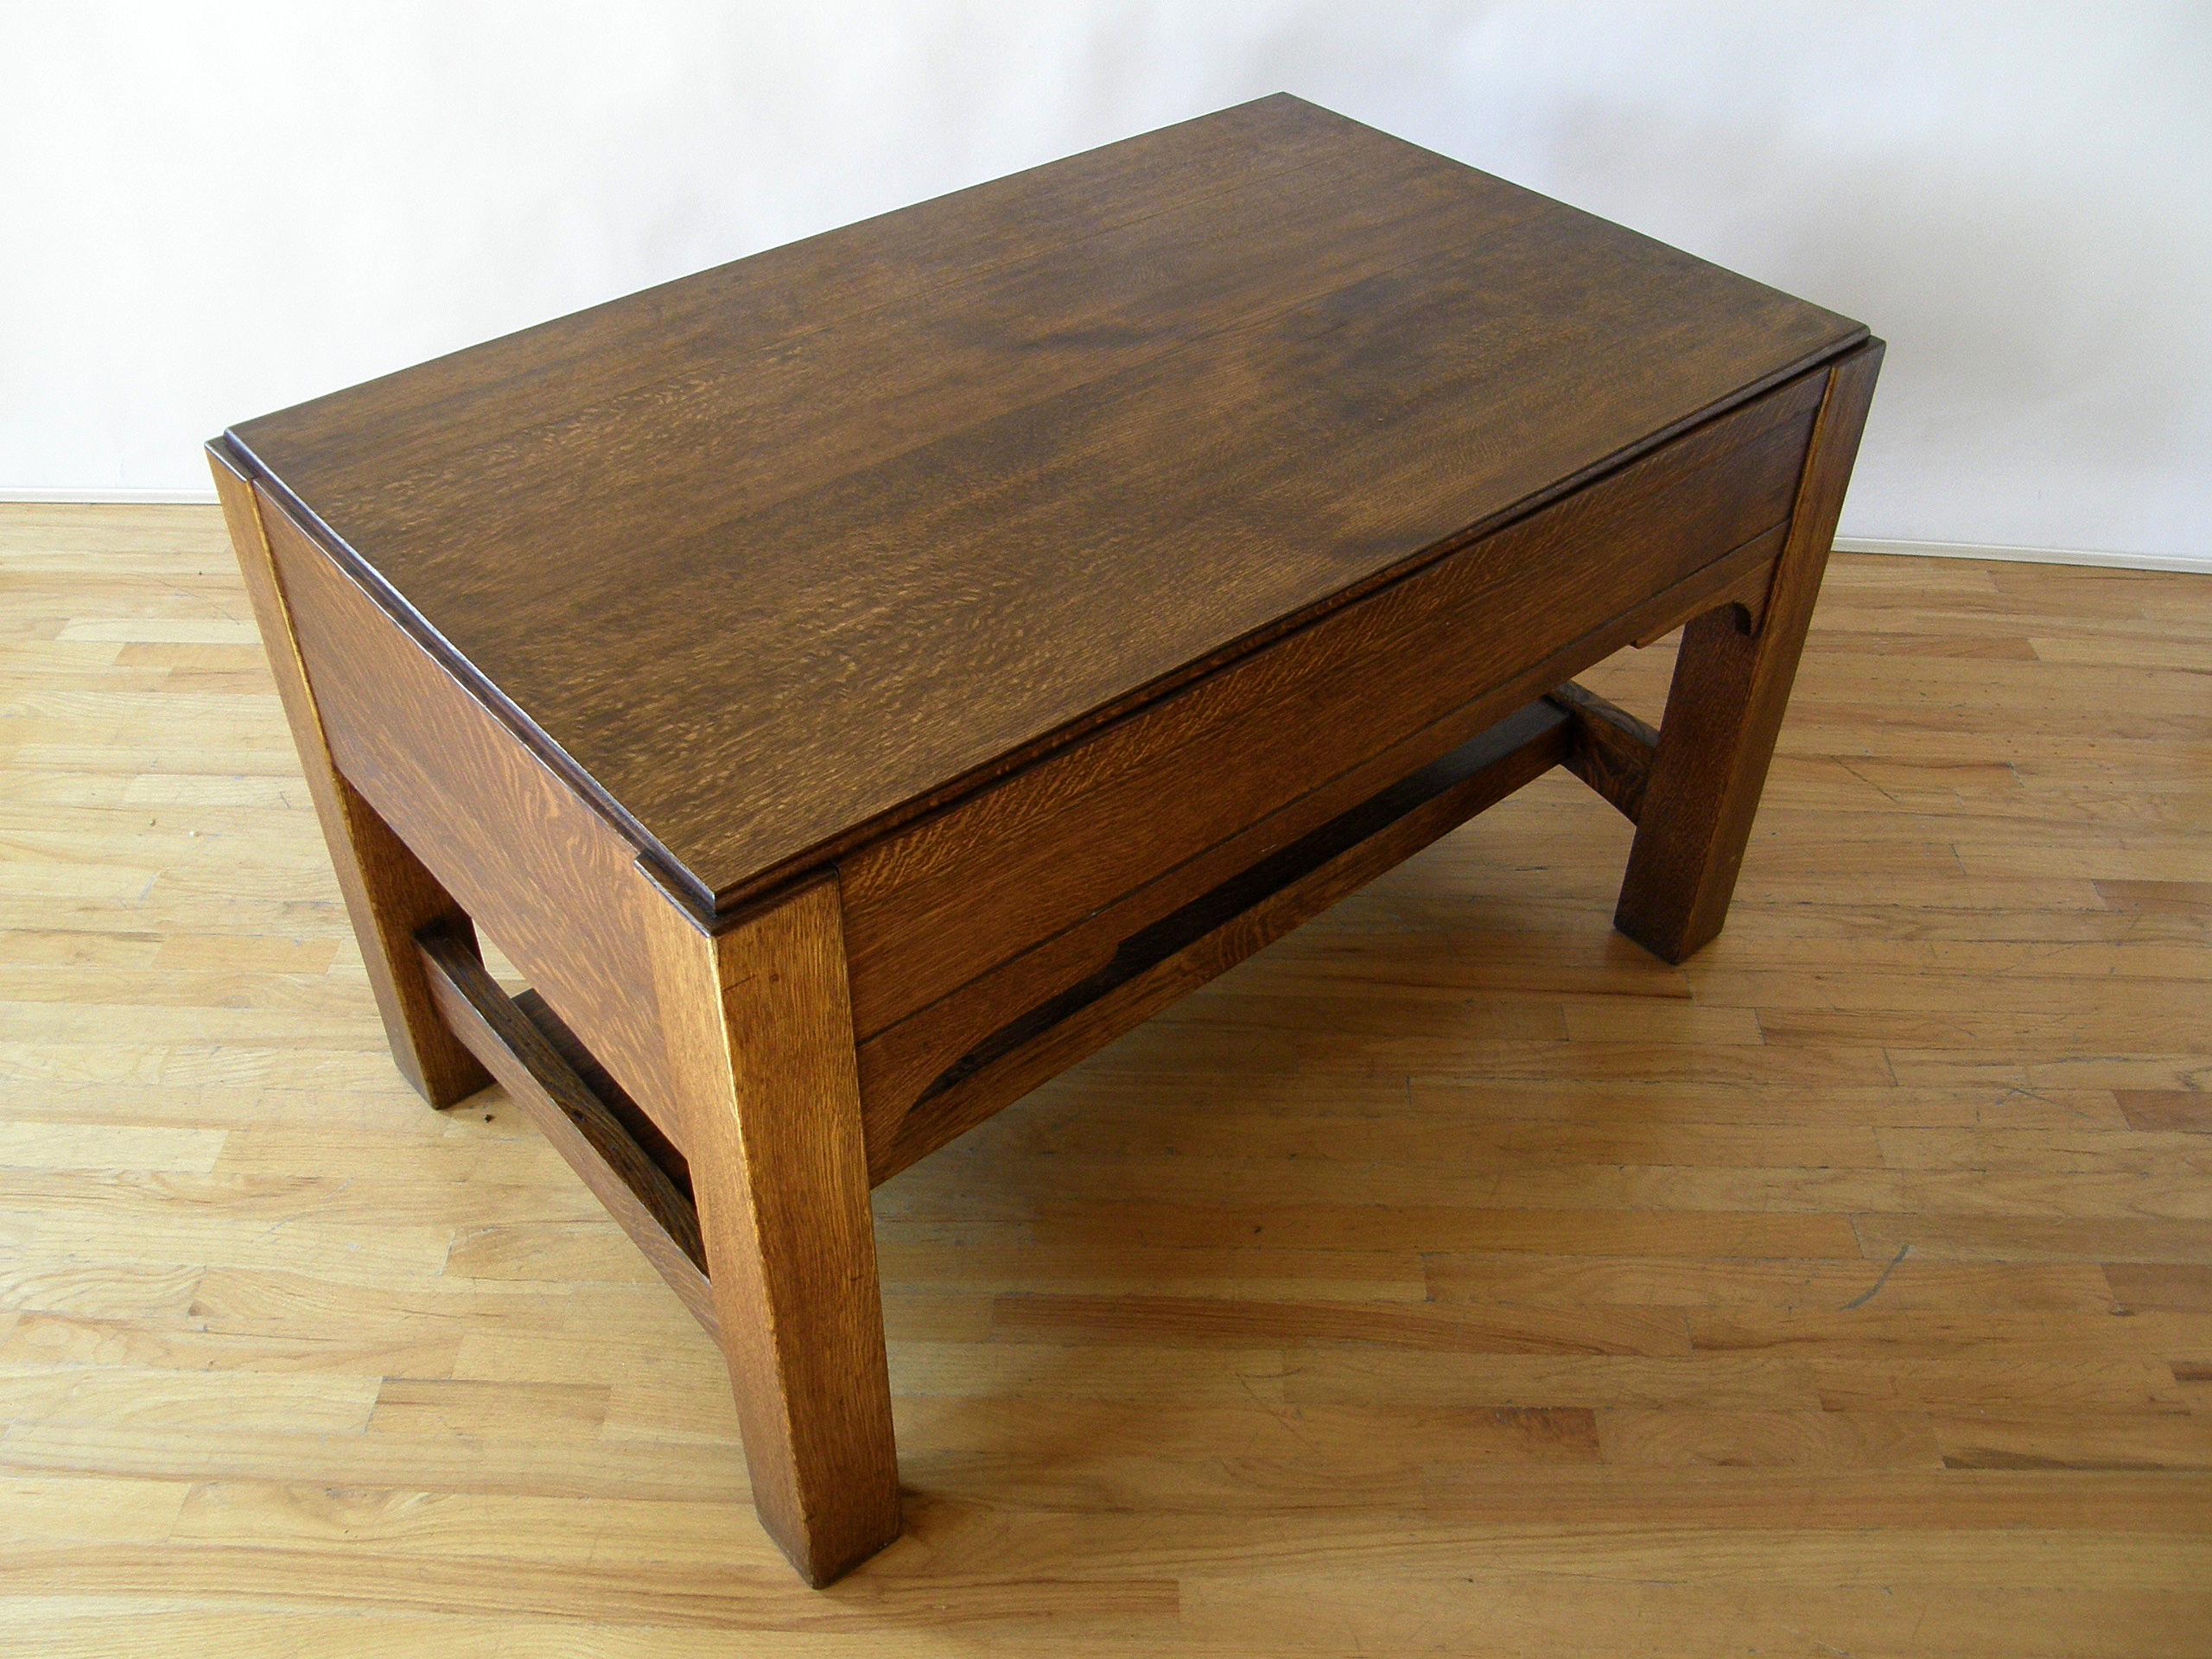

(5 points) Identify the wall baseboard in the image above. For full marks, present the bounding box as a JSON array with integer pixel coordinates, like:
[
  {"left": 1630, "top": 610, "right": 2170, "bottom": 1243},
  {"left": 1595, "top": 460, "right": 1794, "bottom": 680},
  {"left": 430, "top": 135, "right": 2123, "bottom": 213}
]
[
  {"left": 0, "top": 493, "right": 2202, "bottom": 575},
  {"left": 1834, "top": 536, "right": 2209, "bottom": 575},
  {"left": 0, "top": 487, "right": 222, "bottom": 505}
]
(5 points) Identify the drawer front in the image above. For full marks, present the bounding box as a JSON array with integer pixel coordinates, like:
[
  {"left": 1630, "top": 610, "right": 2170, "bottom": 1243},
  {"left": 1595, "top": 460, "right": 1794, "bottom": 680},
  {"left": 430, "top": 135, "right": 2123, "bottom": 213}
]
[{"left": 839, "top": 368, "right": 1825, "bottom": 1042}]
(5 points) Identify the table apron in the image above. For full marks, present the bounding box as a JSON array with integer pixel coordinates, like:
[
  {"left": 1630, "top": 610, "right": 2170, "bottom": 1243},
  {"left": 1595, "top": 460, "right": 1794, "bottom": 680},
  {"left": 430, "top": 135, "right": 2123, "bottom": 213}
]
[
  {"left": 250, "top": 366, "right": 1823, "bottom": 1180},
  {"left": 836, "top": 369, "right": 1825, "bottom": 1154}
]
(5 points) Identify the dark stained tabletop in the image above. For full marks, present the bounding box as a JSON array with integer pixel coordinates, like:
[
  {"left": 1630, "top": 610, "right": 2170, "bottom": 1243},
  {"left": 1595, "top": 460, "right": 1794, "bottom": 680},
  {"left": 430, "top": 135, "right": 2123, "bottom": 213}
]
[{"left": 227, "top": 93, "right": 1865, "bottom": 907}]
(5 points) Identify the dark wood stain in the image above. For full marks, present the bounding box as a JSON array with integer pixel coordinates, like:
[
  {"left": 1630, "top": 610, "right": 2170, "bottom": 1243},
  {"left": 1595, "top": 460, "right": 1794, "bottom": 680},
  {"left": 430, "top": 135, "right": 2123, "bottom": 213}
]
[
  {"left": 207, "top": 95, "right": 1879, "bottom": 1588},
  {"left": 838, "top": 372, "right": 1822, "bottom": 1037},
  {"left": 221, "top": 93, "right": 1864, "bottom": 910},
  {"left": 851, "top": 518, "right": 1791, "bottom": 1160},
  {"left": 416, "top": 923, "right": 712, "bottom": 1334},
  {"left": 1615, "top": 340, "right": 1884, "bottom": 961},
  {"left": 874, "top": 696, "right": 1574, "bottom": 1183},
  {"left": 910, "top": 702, "right": 1572, "bottom": 1122},
  {"left": 207, "top": 442, "right": 491, "bottom": 1106},
  {"left": 1548, "top": 681, "right": 1661, "bottom": 822},
  {"left": 252, "top": 484, "right": 686, "bottom": 1135}
]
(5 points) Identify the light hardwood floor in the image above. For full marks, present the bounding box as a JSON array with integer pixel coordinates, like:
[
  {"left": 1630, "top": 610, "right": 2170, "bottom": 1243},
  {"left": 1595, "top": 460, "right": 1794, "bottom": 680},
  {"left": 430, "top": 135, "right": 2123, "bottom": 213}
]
[{"left": 3, "top": 503, "right": 2209, "bottom": 1656}]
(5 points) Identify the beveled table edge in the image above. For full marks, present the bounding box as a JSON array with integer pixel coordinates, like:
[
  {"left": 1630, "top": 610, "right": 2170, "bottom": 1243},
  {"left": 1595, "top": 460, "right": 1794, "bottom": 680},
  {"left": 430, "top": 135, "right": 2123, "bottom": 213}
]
[{"left": 213, "top": 326, "right": 1865, "bottom": 924}]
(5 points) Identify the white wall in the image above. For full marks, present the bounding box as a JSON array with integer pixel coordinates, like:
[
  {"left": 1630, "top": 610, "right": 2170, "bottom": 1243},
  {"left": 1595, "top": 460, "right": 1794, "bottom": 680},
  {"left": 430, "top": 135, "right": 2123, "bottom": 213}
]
[{"left": 6, "top": 1, "right": 2209, "bottom": 565}]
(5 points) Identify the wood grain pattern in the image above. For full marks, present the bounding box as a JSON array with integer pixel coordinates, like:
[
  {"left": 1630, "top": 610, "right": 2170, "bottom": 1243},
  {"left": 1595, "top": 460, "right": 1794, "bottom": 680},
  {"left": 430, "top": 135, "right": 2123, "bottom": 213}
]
[
  {"left": 206, "top": 445, "right": 488, "bottom": 1107},
  {"left": 222, "top": 94, "right": 1862, "bottom": 907},
  {"left": 7, "top": 502, "right": 2209, "bottom": 1649},
  {"left": 841, "top": 375, "right": 1821, "bottom": 1038},
  {"left": 873, "top": 700, "right": 1574, "bottom": 1182},
  {"left": 1548, "top": 681, "right": 1659, "bottom": 823},
  {"left": 414, "top": 923, "right": 714, "bottom": 1339},
  {"left": 244, "top": 475, "right": 686, "bottom": 1146},
  {"left": 851, "top": 522, "right": 1789, "bottom": 1153},
  {"left": 643, "top": 878, "right": 900, "bottom": 1586},
  {"left": 1616, "top": 340, "right": 1885, "bottom": 961},
  {"left": 205, "top": 92, "right": 1872, "bottom": 1589},
  {"left": 9, "top": 504, "right": 2202, "bottom": 1654}
]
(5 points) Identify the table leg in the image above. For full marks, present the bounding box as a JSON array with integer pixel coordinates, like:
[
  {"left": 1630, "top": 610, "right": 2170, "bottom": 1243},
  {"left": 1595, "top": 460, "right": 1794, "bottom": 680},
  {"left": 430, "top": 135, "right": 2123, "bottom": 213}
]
[
  {"left": 646, "top": 876, "right": 901, "bottom": 1586},
  {"left": 209, "top": 445, "right": 491, "bottom": 1106},
  {"left": 1614, "top": 341, "right": 1884, "bottom": 963}
]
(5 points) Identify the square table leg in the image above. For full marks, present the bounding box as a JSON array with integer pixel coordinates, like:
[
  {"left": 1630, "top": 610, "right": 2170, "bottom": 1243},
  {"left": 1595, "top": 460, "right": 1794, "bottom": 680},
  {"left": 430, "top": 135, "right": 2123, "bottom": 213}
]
[
  {"left": 1614, "top": 341, "right": 1884, "bottom": 963},
  {"left": 210, "top": 448, "right": 492, "bottom": 1107},
  {"left": 645, "top": 877, "right": 902, "bottom": 1586}
]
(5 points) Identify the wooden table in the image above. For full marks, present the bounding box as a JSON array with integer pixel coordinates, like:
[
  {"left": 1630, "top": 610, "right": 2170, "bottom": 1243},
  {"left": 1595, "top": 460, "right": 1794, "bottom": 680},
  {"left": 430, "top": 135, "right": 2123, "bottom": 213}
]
[{"left": 209, "top": 94, "right": 1878, "bottom": 1585}]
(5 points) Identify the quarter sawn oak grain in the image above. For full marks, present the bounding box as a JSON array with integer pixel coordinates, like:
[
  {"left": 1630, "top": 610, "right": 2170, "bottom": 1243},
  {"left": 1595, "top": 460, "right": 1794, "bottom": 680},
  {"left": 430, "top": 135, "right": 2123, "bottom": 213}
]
[
  {"left": 224, "top": 92, "right": 1861, "bottom": 909},
  {"left": 10, "top": 499, "right": 2210, "bottom": 1651},
  {"left": 204, "top": 94, "right": 1880, "bottom": 1586}
]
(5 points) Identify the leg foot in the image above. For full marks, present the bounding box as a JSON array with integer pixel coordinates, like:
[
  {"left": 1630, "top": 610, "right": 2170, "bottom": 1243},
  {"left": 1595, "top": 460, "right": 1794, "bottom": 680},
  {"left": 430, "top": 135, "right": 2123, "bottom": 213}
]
[
  {"left": 648, "top": 878, "right": 900, "bottom": 1586},
  {"left": 210, "top": 443, "right": 489, "bottom": 1105},
  {"left": 1614, "top": 342, "right": 1883, "bottom": 963}
]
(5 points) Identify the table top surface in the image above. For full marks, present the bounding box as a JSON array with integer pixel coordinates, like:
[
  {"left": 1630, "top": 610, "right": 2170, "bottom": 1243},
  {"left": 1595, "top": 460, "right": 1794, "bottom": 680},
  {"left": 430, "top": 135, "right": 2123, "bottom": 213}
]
[{"left": 227, "top": 93, "right": 1865, "bottom": 907}]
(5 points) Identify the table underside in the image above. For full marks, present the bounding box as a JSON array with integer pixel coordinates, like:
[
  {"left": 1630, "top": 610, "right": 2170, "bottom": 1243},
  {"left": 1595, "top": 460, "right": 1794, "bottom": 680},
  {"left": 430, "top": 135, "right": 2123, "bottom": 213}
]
[
  {"left": 209, "top": 335, "right": 1881, "bottom": 1586},
  {"left": 409, "top": 681, "right": 1658, "bottom": 1342}
]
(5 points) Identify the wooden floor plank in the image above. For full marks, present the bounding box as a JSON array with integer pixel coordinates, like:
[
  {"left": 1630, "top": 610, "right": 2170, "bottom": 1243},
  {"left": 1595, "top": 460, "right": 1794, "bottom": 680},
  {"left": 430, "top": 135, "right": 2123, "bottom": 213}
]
[{"left": 1, "top": 502, "right": 2206, "bottom": 1649}]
